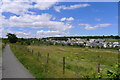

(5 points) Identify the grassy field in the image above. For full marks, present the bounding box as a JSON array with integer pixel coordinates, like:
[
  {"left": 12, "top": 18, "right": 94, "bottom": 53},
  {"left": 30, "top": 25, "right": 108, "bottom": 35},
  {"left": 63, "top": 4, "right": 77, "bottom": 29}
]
[
  {"left": 10, "top": 44, "right": 119, "bottom": 79},
  {"left": 106, "top": 39, "right": 119, "bottom": 42}
]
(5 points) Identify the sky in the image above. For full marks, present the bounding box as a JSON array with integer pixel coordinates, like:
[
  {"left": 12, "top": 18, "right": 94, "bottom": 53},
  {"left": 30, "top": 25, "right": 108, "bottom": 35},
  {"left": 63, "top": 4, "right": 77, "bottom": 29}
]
[{"left": 0, "top": 0, "right": 118, "bottom": 38}]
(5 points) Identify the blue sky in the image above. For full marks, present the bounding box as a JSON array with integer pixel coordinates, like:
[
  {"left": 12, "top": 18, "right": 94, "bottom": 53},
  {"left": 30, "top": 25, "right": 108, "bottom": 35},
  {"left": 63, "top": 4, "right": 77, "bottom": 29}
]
[{"left": 1, "top": 1, "right": 118, "bottom": 38}]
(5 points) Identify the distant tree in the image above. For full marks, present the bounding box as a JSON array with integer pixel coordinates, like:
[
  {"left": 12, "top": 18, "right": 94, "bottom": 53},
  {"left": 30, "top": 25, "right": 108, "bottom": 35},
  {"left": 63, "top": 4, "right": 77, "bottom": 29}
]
[
  {"left": 25, "top": 41, "right": 31, "bottom": 45},
  {"left": 6, "top": 33, "right": 18, "bottom": 43}
]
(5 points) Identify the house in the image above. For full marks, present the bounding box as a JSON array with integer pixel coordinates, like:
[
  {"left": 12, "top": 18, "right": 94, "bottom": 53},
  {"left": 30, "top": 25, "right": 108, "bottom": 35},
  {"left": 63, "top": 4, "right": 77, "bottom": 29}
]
[
  {"left": 97, "top": 43, "right": 104, "bottom": 48},
  {"left": 103, "top": 42, "right": 108, "bottom": 48},
  {"left": 86, "top": 42, "right": 97, "bottom": 47},
  {"left": 113, "top": 42, "right": 119, "bottom": 47},
  {"left": 108, "top": 42, "right": 113, "bottom": 47}
]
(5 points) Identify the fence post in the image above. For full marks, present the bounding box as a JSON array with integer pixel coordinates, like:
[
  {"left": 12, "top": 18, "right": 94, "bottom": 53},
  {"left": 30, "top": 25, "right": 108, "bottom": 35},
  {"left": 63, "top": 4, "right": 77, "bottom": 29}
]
[
  {"left": 37, "top": 52, "right": 39, "bottom": 60},
  {"left": 38, "top": 52, "right": 40, "bottom": 57},
  {"left": 97, "top": 63, "right": 100, "bottom": 73},
  {"left": 46, "top": 53, "right": 49, "bottom": 64},
  {"left": 63, "top": 57, "right": 65, "bottom": 74},
  {"left": 32, "top": 49, "right": 33, "bottom": 54}
]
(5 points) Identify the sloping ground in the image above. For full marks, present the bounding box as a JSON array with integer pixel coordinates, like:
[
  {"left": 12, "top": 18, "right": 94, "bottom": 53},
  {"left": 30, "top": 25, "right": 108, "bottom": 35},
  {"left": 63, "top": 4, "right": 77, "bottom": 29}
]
[{"left": 2, "top": 45, "right": 35, "bottom": 79}]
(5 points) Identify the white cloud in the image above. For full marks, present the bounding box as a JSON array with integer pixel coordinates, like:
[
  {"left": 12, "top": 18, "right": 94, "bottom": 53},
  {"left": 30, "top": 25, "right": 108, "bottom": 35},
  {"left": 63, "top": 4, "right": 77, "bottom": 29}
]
[
  {"left": 1, "top": 1, "right": 33, "bottom": 15},
  {"left": 1, "top": 0, "right": 82, "bottom": 38},
  {"left": 1, "top": 0, "right": 58, "bottom": 15},
  {"left": 37, "top": 30, "right": 67, "bottom": 35},
  {"left": 60, "top": 17, "right": 66, "bottom": 21},
  {"left": 2, "top": 29, "right": 35, "bottom": 38},
  {"left": 33, "top": 21, "right": 72, "bottom": 31},
  {"left": 3, "top": 13, "right": 72, "bottom": 31},
  {"left": 79, "top": 24, "right": 112, "bottom": 30},
  {"left": 15, "top": 31, "right": 35, "bottom": 38},
  {"left": 2, "top": 29, "right": 69, "bottom": 38},
  {"left": 54, "top": 4, "right": 91, "bottom": 12},
  {"left": 33, "top": 0, "right": 58, "bottom": 10},
  {"left": 61, "top": 17, "right": 74, "bottom": 21},
  {"left": 36, "top": 30, "right": 68, "bottom": 38}
]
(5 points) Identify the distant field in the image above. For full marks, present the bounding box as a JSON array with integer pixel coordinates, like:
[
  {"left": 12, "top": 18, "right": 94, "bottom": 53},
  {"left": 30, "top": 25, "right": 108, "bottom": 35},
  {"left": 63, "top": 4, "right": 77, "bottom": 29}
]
[
  {"left": 106, "top": 39, "right": 119, "bottom": 42},
  {"left": 11, "top": 44, "right": 118, "bottom": 79}
]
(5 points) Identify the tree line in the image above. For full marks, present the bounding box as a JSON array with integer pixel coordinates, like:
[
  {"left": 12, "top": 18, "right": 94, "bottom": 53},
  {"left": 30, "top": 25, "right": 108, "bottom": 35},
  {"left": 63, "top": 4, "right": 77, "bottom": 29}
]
[
  {"left": 45, "top": 35, "right": 120, "bottom": 41},
  {"left": 2, "top": 33, "right": 120, "bottom": 44}
]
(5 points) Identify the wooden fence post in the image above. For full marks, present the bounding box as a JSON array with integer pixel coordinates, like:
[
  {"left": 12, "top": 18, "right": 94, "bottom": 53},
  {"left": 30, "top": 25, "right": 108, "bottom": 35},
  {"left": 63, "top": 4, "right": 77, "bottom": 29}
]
[
  {"left": 97, "top": 63, "right": 100, "bottom": 73},
  {"left": 63, "top": 57, "right": 65, "bottom": 74},
  {"left": 38, "top": 52, "right": 40, "bottom": 57},
  {"left": 37, "top": 52, "right": 40, "bottom": 60},
  {"left": 46, "top": 53, "right": 49, "bottom": 64},
  {"left": 32, "top": 49, "right": 33, "bottom": 54}
]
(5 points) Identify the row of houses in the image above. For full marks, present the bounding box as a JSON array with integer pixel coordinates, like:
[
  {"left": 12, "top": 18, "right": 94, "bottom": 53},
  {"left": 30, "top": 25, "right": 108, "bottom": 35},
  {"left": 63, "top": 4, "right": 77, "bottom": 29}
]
[{"left": 45, "top": 38, "right": 119, "bottom": 48}]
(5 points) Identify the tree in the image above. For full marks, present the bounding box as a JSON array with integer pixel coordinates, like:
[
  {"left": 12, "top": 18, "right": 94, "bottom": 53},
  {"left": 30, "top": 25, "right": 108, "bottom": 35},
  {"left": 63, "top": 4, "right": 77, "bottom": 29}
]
[{"left": 6, "top": 33, "right": 18, "bottom": 43}]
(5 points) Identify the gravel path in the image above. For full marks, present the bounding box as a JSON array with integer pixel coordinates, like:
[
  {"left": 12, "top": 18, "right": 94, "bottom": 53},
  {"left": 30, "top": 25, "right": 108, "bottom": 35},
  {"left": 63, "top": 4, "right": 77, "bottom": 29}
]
[{"left": 2, "top": 45, "right": 35, "bottom": 79}]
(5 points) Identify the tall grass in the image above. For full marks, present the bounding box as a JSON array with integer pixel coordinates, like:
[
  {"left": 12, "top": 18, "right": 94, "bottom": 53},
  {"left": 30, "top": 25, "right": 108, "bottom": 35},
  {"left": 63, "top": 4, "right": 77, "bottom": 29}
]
[{"left": 10, "top": 44, "right": 118, "bottom": 79}]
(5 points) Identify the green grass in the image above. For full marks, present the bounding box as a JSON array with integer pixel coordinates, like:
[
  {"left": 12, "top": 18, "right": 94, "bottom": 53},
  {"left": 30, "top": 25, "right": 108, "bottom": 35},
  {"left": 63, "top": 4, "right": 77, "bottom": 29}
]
[
  {"left": 106, "top": 39, "right": 119, "bottom": 42},
  {"left": 10, "top": 44, "right": 118, "bottom": 79},
  {"left": 0, "top": 41, "right": 5, "bottom": 56}
]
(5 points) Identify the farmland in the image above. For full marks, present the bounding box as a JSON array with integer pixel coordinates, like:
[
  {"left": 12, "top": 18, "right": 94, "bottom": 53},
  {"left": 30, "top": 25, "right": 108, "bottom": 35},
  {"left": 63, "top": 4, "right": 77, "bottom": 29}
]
[{"left": 10, "top": 44, "right": 119, "bottom": 79}]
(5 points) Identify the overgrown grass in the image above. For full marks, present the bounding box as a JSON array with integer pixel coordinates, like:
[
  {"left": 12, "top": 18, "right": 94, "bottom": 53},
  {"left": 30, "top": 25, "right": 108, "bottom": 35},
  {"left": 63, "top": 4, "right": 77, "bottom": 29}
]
[{"left": 10, "top": 44, "right": 119, "bottom": 79}]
